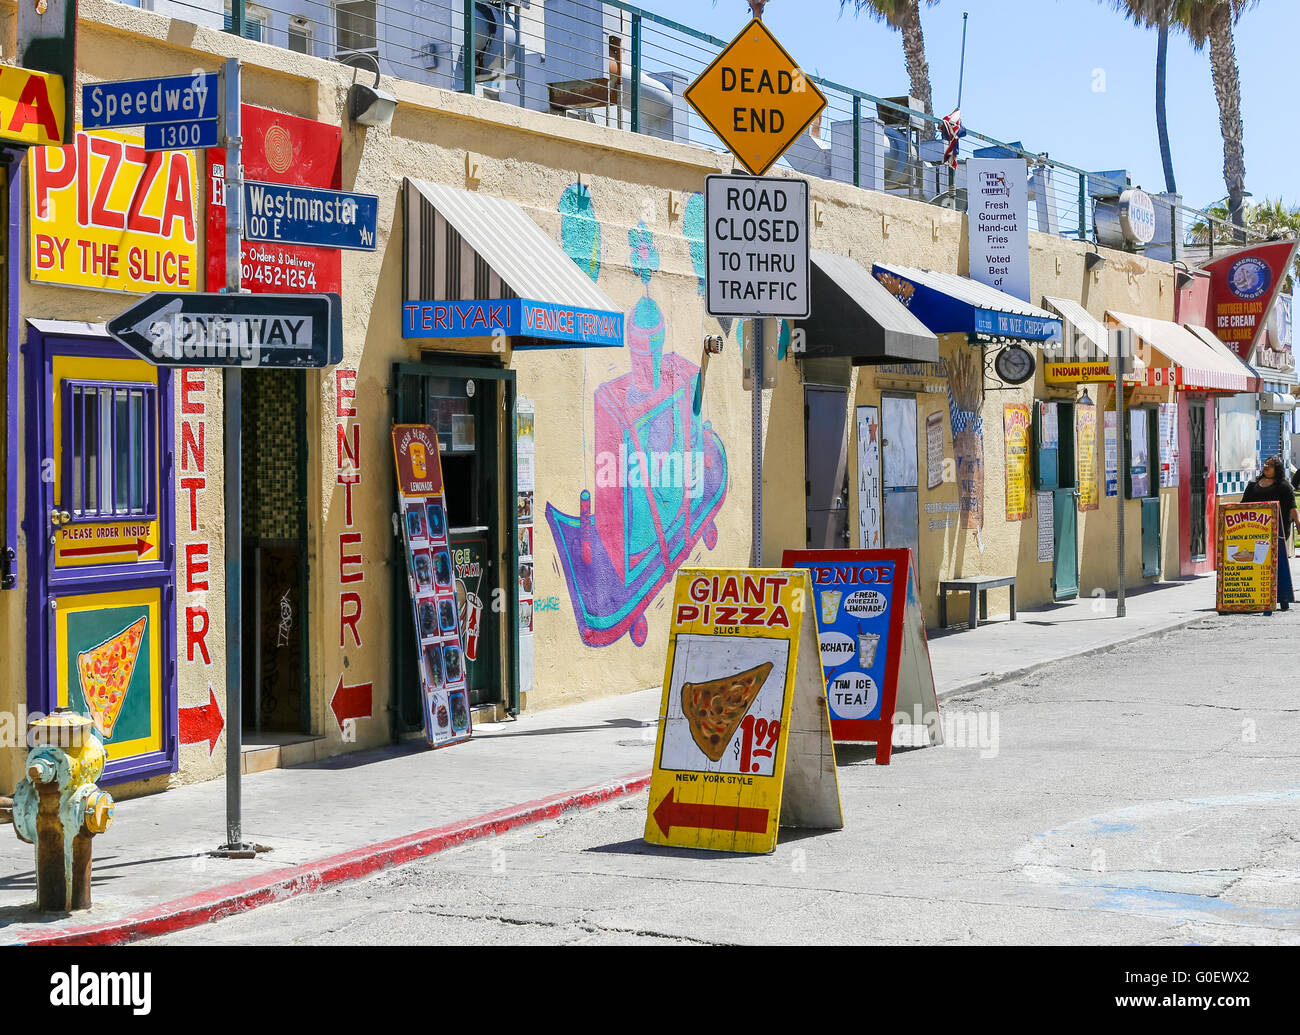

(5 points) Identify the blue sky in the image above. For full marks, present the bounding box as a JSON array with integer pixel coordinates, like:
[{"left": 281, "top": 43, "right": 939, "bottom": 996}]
[{"left": 640, "top": 0, "right": 1297, "bottom": 213}]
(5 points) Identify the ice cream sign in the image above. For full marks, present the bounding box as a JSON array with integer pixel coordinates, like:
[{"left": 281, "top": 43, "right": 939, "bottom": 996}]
[{"left": 783, "top": 548, "right": 942, "bottom": 764}]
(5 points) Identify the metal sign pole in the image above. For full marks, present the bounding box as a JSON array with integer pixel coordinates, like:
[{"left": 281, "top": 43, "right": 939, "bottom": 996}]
[
  {"left": 752, "top": 318, "right": 764, "bottom": 566},
  {"left": 1114, "top": 329, "right": 1128, "bottom": 619},
  {"left": 217, "top": 58, "right": 253, "bottom": 856}
]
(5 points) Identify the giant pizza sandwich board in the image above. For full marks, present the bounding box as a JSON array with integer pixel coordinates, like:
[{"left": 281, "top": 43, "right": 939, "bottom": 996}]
[
  {"left": 1216, "top": 502, "right": 1280, "bottom": 615},
  {"left": 782, "top": 549, "right": 941, "bottom": 764},
  {"left": 643, "top": 568, "right": 843, "bottom": 854}
]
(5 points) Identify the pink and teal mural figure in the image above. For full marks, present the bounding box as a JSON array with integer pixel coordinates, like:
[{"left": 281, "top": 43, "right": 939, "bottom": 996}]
[{"left": 548, "top": 201, "right": 728, "bottom": 648}]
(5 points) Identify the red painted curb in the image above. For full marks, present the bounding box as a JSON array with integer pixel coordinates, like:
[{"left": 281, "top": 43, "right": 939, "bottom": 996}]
[{"left": 8, "top": 770, "right": 652, "bottom": 947}]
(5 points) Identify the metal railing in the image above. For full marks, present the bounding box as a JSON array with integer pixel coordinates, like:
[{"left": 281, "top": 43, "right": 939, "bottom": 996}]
[{"left": 202, "top": 0, "right": 1267, "bottom": 257}]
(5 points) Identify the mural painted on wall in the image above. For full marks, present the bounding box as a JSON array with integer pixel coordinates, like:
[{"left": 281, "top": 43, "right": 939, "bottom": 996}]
[
  {"left": 559, "top": 183, "right": 602, "bottom": 282},
  {"left": 548, "top": 193, "right": 728, "bottom": 648}
]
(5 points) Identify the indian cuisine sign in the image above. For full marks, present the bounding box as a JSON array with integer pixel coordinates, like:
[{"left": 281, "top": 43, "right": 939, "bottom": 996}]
[{"left": 1215, "top": 502, "right": 1279, "bottom": 614}]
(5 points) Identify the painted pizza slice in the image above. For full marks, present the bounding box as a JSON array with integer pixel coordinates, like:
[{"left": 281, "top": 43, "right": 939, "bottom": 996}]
[
  {"left": 76, "top": 616, "right": 147, "bottom": 739},
  {"left": 681, "top": 661, "right": 773, "bottom": 762}
]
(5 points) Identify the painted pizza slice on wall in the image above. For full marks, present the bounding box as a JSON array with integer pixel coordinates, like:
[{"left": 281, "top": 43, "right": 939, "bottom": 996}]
[{"left": 76, "top": 616, "right": 148, "bottom": 738}]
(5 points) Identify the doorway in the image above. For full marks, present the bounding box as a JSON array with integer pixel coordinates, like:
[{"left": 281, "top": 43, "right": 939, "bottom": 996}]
[
  {"left": 392, "top": 361, "right": 518, "bottom": 733},
  {"left": 1034, "top": 400, "right": 1078, "bottom": 600},
  {"left": 240, "top": 370, "right": 310, "bottom": 735},
  {"left": 881, "top": 394, "right": 920, "bottom": 560},
  {"left": 1188, "top": 400, "right": 1208, "bottom": 561},
  {"left": 803, "top": 385, "right": 849, "bottom": 548},
  {"left": 25, "top": 325, "right": 177, "bottom": 784}
]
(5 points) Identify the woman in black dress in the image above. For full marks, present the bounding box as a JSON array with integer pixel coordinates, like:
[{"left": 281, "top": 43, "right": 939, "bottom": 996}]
[{"left": 1241, "top": 455, "right": 1299, "bottom": 611}]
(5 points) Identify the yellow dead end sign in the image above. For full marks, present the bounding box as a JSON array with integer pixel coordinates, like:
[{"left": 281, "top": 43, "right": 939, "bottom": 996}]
[
  {"left": 644, "top": 568, "right": 843, "bottom": 854},
  {"left": 685, "top": 18, "right": 828, "bottom": 177}
]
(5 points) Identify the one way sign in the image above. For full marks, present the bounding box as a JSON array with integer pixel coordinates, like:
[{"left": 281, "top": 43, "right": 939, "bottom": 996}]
[{"left": 107, "top": 292, "right": 343, "bottom": 368}]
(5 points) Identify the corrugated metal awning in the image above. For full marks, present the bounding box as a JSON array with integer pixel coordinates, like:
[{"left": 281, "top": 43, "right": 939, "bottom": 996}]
[
  {"left": 1107, "top": 311, "right": 1260, "bottom": 393},
  {"left": 402, "top": 178, "right": 624, "bottom": 349},
  {"left": 873, "top": 263, "right": 1062, "bottom": 342},
  {"left": 1043, "top": 296, "right": 1108, "bottom": 358},
  {"left": 796, "top": 251, "right": 939, "bottom": 364}
]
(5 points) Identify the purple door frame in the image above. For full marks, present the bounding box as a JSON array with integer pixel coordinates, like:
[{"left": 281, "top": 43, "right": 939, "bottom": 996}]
[
  {"left": 24, "top": 323, "right": 179, "bottom": 784},
  {"left": 3, "top": 148, "right": 22, "bottom": 589}
]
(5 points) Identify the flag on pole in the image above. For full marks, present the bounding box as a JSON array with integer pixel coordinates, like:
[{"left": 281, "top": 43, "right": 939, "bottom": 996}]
[{"left": 941, "top": 108, "right": 962, "bottom": 169}]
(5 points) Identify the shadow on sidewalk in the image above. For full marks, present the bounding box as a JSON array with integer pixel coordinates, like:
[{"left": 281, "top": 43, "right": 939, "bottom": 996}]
[
  {"left": 584, "top": 825, "right": 840, "bottom": 859},
  {"left": 286, "top": 718, "right": 658, "bottom": 771}
]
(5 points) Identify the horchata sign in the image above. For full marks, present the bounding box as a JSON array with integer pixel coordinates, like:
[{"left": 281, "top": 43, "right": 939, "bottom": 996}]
[{"left": 643, "top": 568, "right": 843, "bottom": 854}]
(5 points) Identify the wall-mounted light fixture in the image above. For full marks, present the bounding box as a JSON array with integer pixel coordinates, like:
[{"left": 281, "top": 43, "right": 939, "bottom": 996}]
[
  {"left": 1084, "top": 250, "right": 1107, "bottom": 274},
  {"left": 348, "top": 57, "right": 397, "bottom": 128}
]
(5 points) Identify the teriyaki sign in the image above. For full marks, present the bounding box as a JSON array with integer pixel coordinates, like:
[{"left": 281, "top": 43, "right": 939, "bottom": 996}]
[{"left": 402, "top": 297, "right": 624, "bottom": 349}]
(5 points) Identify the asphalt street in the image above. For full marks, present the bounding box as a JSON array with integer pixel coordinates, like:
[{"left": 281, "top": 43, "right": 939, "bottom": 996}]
[{"left": 143, "top": 610, "right": 1300, "bottom": 946}]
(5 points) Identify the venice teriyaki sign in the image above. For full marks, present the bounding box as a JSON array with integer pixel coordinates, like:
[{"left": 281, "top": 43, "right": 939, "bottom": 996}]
[{"left": 108, "top": 292, "right": 343, "bottom": 368}]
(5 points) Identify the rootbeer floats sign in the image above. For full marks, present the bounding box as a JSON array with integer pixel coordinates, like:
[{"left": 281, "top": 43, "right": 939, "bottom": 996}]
[{"left": 782, "top": 549, "right": 942, "bottom": 765}]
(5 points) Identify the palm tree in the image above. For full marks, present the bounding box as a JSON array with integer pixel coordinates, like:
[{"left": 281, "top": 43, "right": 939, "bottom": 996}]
[
  {"left": 1189, "top": 198, "right": 1300, "bottom": 289},
  {"left": 1103, "top": 1, "right": 1179, "bottom": 195},
  {"left": 1171, "top": 0, "right": 1259, "bottom": 237},
  {"left": 839, "top": 2, "right": 940, "bottom": 137}
]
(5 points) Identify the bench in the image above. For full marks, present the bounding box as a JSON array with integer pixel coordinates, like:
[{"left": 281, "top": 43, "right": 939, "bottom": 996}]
[{"left": 939, "top": 575, "right": 1017, "bottom": 629}]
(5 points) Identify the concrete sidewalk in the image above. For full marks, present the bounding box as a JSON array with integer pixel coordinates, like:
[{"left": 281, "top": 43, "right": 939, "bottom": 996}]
[{"left": 0, "top": 571, "right": 1224, "bottom": 945}]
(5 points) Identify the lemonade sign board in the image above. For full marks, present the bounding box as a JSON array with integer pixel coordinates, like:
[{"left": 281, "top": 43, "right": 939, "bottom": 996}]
[
  {"left": 1216, "top": 502, "right": 1279, "bottom": 614},
  {"left": 643, "top": 568, "right": 842, "bottom": 854},
  {"left": 782, "top": 549, "right": 941, "bottom": 764}
]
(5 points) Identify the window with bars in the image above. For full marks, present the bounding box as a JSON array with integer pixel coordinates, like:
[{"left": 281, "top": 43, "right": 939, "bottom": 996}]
[{"left": 62, "top": 382, "right": 158, "bottom": 521}]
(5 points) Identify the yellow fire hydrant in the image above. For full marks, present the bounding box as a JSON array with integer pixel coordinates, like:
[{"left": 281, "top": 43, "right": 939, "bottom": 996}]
[{"left": 12, "top": 709, "right": 115, "bottom": 911}]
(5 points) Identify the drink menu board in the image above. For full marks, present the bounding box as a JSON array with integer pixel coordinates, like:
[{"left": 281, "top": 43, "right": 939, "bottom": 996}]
[
  {"left": 1216, "top": 502, "right": 1279, "bottom": 614},
  {"left": 392, "top": 424, "right": 473, "bottom": 748},
  {"left": 782, "top": 548, "right": 941, "bottom": 764}
]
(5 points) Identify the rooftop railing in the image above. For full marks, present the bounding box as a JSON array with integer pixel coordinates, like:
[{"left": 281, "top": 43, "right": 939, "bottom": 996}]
[{"left": 186, "top": 0, "right": 1270, "bottom": 260}]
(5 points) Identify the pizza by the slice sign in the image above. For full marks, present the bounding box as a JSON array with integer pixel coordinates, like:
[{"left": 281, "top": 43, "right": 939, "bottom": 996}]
[
  {"left": 681, "top": 661, "right": 773, "bottom": 761},
  {"left": 76, "top": 616, "right": 147, "bottom": 739}
]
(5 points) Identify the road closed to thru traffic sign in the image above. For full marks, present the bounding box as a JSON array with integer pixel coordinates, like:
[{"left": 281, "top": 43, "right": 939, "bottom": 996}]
[{"left": 705, "top": 174, "right": 809, "bottom": 319}]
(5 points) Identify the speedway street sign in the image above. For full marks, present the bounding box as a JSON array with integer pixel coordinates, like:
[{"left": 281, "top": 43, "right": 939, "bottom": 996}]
[{"left": 107, "top": 291, "right": 343, "bottom": 368}]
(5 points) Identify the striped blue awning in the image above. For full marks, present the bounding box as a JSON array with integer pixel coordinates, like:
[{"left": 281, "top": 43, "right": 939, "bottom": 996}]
[{"left": 872, "top": 264, "right": 1062, "bottom": 342}]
